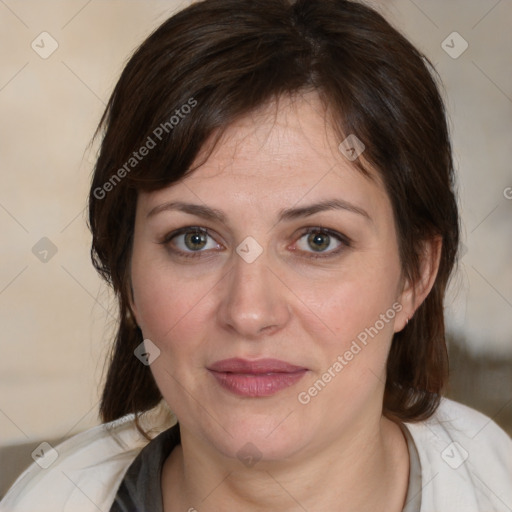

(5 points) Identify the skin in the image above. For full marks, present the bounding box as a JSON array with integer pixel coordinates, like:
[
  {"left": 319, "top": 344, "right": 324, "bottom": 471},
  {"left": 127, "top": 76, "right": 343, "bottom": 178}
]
[{"left": 130, "top": 91, "right": 441, "bottom": 511}]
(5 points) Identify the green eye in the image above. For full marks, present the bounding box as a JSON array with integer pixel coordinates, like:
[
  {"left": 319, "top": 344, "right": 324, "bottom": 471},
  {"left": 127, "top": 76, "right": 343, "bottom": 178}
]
[
  {"left": 162, "top": 227, "right": 222, "bottom": 258},
  {"left": 295, "top": 228, "right": 351, "bottom": 259},
  {"left": 184, "top": 231, "right": 208, "bottom": 251},
  {"left": 161, "top": 226, "right": 350, "bottom": 261},
  {"left": 307, "top": 232, "right": 331, "bottom": 252}
]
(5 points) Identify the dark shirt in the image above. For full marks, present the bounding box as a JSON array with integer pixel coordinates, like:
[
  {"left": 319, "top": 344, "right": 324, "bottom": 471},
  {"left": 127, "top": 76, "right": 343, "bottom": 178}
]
[
  {"left": 109, "top": 422, "right": 421, "bottom": 511},
  {"left": 109, "top": 423, "right": 180, "bottom": 512}
]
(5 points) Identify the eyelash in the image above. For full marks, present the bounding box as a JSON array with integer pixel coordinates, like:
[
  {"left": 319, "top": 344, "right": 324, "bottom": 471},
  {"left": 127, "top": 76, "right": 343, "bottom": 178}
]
[
  {"left": 294, "top": 227, "right": 351, "bottom": 259},
  {"left": 159, "top": 226, "right": 351, "bottom": 260}
]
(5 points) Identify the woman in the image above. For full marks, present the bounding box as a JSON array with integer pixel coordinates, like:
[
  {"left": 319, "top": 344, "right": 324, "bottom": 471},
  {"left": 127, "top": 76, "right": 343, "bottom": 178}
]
[{"left": 2, "top": 0, "right": 511, "bottom": 510}]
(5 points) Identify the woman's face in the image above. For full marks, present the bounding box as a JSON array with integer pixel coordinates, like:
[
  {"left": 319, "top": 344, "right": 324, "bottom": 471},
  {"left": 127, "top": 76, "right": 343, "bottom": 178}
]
[{"left": 130, "top": 92, "right": 411, "bottom": 463}]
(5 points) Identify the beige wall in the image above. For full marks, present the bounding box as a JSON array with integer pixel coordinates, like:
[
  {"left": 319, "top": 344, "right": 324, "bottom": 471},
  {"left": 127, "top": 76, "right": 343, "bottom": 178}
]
[
  {"left": 385, "top": 0, "right": 512, "bottom": 355},
  {"left": 0, "top": 0, "right": 511, "bottom": 478},
  {"left": 0, "top": 0, "right": 192, "bottom": 446}
]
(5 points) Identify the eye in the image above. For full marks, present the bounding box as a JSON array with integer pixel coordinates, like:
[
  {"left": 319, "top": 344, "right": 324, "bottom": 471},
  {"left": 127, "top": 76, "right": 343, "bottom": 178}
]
[
  {"left": 161, "top": 227, "right": 223, "bottom": 257},
  {"left": 294, "top": 228, "right": 350, "bottom": 258}
]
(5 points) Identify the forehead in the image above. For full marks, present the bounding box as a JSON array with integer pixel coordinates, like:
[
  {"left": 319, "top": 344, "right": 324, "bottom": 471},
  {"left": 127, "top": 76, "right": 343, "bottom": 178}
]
[
  {"left": 189, "top": 92, "right": 358, "bottom": 179},
  {"left": 139, "top": 92, "right": 389, "bottom": 218}
]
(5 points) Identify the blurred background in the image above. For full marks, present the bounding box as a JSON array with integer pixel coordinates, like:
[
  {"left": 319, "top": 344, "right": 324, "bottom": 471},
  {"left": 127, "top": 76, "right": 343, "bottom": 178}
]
[{"left": 0, "top": 0, "right": 511, "bottom": 498}]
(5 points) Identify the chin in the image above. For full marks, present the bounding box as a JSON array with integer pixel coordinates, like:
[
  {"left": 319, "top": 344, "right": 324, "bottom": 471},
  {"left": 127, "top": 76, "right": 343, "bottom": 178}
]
[{"left": 201, "top": 411, "right": 310, "bottom": 464}]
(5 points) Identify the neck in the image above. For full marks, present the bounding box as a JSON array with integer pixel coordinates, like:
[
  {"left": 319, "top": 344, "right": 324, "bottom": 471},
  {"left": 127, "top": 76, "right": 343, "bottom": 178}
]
[{"left": 162, "top": 415, "right": 409, "bottom": 512}]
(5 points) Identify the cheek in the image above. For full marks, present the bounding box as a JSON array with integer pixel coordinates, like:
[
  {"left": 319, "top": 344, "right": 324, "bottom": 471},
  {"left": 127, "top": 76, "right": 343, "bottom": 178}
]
[
  {"left": 132, "top": 266, "right": 206, "bottom": 343},
  {"left": 130, "top": 248, "right": 221, "bottom": 367},
  {"left": 299, "top": 253, "right": 402, "bottom": 344},
  {"left": 296, "top": 248, "right": 403, "bottom": 406},
  {"left": 130, "top": 254, "right": 223, "bottom": 423},
  {"left": 314, "top": 284, "right": 398, "bottom": 386}
]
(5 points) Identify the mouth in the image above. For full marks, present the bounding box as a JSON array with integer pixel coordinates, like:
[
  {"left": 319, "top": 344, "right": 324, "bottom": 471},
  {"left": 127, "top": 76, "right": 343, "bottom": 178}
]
[{"left": 207, "top": 358, "right": 308, "bottom": 397}]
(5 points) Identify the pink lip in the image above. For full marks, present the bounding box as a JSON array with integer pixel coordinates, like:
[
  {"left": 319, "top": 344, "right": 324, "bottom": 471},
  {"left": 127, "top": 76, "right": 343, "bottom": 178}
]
[{"left": 207, "top": 358, "right": 308, "bottom": 397}]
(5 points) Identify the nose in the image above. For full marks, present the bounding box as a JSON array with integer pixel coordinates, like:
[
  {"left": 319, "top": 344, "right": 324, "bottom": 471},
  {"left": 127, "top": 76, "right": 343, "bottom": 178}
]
[{"left": 216, "top": 249, "right": 292, "bottom": 339}]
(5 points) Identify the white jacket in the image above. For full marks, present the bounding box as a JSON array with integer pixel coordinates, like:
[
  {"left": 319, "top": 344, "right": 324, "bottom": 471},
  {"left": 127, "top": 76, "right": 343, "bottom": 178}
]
[{"left": 1, "top": 397, "right": 511, "bottom": 512}]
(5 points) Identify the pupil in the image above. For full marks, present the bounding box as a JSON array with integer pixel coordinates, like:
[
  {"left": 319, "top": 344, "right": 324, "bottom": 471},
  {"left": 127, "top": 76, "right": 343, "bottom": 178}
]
[
  {"left": 308, "top": 232, "right": 329, "bottom": 251},
  {"left": 186, "top": 231, "right": 207, "bottom": 250}
]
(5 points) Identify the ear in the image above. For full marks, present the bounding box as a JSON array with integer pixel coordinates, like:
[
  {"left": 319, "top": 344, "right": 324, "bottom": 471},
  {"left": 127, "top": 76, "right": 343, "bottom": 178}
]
[
  {"left": 126, "top": 274, "right": 141, "bottom": 329},
  {"left": 394, "top": 236, "right": 442, "bottom": 333}
]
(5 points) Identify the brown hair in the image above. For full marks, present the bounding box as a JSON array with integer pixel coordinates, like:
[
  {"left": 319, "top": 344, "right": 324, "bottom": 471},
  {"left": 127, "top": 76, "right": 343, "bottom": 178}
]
[{"left": 89, "top": 0, "right": 459, "bottom": 428}]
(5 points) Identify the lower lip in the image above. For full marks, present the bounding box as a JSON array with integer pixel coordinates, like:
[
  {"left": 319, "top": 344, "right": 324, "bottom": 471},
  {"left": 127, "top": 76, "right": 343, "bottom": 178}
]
[{"left": 209, "top": 370, "right": 307, "bottom": 397}]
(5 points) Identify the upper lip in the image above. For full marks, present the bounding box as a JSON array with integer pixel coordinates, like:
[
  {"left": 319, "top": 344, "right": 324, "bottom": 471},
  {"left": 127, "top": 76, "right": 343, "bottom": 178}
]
[{"left": 207, "top": 358, "right": 307, "bottom": 374}]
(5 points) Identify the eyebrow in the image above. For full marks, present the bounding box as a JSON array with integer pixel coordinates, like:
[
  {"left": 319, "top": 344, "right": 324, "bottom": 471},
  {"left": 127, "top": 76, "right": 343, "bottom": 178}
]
[{"left": 147, "top": 199, "right": 372, "bottom": 223}]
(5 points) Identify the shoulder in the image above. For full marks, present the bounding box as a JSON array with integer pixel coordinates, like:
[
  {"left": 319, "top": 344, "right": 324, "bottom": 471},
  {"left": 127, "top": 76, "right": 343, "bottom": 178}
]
[
  {"left": 404, "top": 397, "right": 512, "bottom": 512},
  {"left": 0, "top": 402, "right": 176, "bottom": 512}
]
